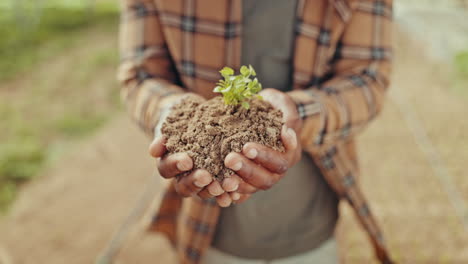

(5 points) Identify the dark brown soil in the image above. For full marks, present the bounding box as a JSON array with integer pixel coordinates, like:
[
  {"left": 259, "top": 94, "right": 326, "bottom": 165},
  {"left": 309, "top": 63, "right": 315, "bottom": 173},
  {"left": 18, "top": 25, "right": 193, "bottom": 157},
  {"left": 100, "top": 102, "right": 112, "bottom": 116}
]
[{"left": 162, "top": 96, "right": 284, "bottom": 180}]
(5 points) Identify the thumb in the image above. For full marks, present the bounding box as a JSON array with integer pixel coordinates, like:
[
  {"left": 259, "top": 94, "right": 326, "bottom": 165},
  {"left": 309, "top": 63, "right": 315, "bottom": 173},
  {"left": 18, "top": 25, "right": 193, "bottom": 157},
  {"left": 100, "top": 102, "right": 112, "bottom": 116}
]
[
  {"left": 149, "top": 136, "right": 167, "bottom": 158},
  {"left": 281, "top": 125, "right": 298, "bottom": 151}
]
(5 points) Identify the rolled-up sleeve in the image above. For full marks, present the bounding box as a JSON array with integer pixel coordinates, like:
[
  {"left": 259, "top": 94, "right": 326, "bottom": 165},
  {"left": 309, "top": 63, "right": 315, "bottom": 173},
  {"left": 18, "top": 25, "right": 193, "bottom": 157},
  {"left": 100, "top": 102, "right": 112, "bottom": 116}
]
[
  {"left": 288, "top": 0, "right": 393, "bottom": 151},
  {"left": 118, "top": 0, "right": 185, "bottom": 137}
]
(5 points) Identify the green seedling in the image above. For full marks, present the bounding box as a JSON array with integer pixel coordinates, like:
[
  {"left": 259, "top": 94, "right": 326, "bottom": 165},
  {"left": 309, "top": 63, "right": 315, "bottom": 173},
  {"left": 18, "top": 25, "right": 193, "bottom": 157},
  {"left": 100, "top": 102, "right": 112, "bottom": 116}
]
[{"left": 213, "top": 65, "right": 262, "bottom": 109}]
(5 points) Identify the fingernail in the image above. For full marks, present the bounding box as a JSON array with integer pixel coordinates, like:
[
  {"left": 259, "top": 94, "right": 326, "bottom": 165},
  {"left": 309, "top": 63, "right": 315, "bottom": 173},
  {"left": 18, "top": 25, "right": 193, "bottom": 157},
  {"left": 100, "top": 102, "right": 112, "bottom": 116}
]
[
  {"left": 149, "top": 138, "right": 160, "bottom": 156},
  {"left": 223, "top": 179, "right": 239, "bottom": 192},
  {"left": 194, "top": 172, "right": 211, "bottom": 187},
  {"left": 194, "top": 179, "right": 209, "bottom": 188},
  {"left": 230, "top": 162, "right": 242, "bottom": 171},
  {"left": 245, "top": 148, "right": 258, "bottom": 159},
  {"left": 177, "top": 161, "right": 190, "bottom": 171},
  {"left": 232, "top": 193, "right": 241, "bottom": 201},
  {"left": 209, "top": 184, "right": 224, "bottom": 196},
  {"left": 220, "top": 199, "right": 231, "bottom": 207},
  {"left": 231, "top": 182, "right": 239, "bottom": 192}
]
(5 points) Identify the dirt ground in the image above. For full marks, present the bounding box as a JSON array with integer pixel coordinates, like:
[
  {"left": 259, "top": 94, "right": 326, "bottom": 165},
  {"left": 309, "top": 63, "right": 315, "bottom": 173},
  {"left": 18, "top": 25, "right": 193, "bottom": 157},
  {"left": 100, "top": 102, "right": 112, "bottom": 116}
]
[{"left": 1, "top": 29, "right": 467, "bottom": 264}]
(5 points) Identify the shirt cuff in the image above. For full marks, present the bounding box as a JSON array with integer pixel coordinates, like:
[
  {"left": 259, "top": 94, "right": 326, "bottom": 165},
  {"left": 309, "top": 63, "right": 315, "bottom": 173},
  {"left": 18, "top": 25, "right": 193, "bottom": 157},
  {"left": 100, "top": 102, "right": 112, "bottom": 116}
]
[
  {"left": 287, "top": 90, "right": 322, "bottom": 119},
  {"left": 287, "top": 89, "right": 325, "bottom": 148}
]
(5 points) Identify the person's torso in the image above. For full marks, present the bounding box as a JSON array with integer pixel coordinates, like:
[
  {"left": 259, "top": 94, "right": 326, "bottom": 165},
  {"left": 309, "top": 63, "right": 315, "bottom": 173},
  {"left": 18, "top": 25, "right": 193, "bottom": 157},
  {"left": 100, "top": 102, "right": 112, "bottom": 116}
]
[
  {"left": 150, "top": 0, "right": 393, "bottom": 262},
  {"left": 211, "top": 0, "right": 339, "bottom": 259}
]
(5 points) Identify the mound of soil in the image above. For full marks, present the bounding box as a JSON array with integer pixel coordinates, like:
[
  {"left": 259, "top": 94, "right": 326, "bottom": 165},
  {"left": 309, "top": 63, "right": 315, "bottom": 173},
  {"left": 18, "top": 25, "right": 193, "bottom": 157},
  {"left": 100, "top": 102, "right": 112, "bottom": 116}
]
[{"left": 162, "top": 96, "right": 284, "bottom": 180}]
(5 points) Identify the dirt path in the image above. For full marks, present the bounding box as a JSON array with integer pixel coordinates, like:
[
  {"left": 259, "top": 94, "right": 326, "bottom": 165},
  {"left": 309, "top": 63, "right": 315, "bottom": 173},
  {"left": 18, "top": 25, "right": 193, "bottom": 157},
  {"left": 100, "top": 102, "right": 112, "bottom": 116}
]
[
  {"left": 0, "top": 116, "right": 175, "bottom": 264},
  {"left": 1, "top": 30, "right": 467, "bottom": 264}
]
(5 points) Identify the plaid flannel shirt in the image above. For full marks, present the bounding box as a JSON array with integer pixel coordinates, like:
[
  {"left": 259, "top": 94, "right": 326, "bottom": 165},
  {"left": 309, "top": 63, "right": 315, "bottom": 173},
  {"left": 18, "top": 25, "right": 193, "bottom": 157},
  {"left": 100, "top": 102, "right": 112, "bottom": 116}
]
[{"left": 118, "top": 0, "right": 394, "bottom": 263}]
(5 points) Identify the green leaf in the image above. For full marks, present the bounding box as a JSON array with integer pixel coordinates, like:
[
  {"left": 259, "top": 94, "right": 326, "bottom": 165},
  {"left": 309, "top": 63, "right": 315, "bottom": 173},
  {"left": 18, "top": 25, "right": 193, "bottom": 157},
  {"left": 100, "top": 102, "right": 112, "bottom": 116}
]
[
  {"left": 220, "top": 67, "right": 234, "bottom": 77},
  {"left": 240, "top": 65, "right": 249, "bottom": 77},
  {"left": 249, "top": 64, "right": 256, "bottom": 76},
  {"left": 221, "top": 85, "right": 233, "bottom": 92},
  {"left": 241, "top": 101, "right": 250, "bottom": 109}
]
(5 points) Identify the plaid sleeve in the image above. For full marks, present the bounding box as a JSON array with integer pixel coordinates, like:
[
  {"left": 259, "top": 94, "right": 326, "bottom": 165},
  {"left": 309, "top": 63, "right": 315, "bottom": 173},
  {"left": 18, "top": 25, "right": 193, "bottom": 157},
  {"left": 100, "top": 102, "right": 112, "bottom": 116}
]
[
  {"left": 289, "top": 0, "right": 392, "bottom": 150},
  {"left": 118, "top": 0, "right": 186, "bottom": 138}
]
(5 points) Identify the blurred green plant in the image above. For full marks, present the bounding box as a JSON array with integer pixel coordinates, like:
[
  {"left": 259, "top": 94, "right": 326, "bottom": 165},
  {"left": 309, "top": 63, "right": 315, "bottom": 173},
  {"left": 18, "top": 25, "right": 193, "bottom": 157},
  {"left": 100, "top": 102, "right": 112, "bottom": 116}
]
[
  {"left": 0, "top": 140, "right": 45, "bottom": 212},
  {"left": 0, "top": 140, "right": 45, "bottom": 182},
  {"left": 0, "top": 1, "right": 121, "bottom": 212},
  {"left": 56, "top": 113, "right": 106, "bottom": 138},
  {"left": 454, "top": 50, "right": 468, "bottom": 78},
  {"left": 453, "top": 50, "right": 468, "bottom": 96},
  {"left": 0, "top": 182, "right": 16, "bottom": 213},
  {"left": 0, "top": 3, "right": 119, "bottom": 80}
]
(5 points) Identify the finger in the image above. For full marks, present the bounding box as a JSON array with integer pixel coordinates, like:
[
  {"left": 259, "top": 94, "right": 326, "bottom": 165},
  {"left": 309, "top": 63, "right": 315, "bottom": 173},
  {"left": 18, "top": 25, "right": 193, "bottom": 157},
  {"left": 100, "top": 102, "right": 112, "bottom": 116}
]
[
  {"left": 292, "top": 142, "right": 302, "bottom": 165},
  {"left": 242, "top": 143, "right": 288, "bottom": 174},
  {"left": 196, "top": 179, "right": 224, "bottom": 200},
  {"left": 229, "top": 174, "right": 257, "bottom": 194},
  {"left": 222, "top": 176, "right": 240, "bottom": 192},
  {"left": 229, "top": 192, "right": 241, "bottom": 201},
  {"left": 158, "top": 153, "right": 193, "bottom": 179},
  {"left": 260, "top": 89, "right": 297, "bottom": 128},
  {"left": 174, "top": 170, "right": 212, "bottom": 197},
  {"left": 198, "top": 188, "right": 213, "bottom": 200},
  {"left": 149, "top": 137, "right": 166, "bottom": 158},
  {"left": 216, "top": 192, "right": 232, "bottom": 207},
  {"left": 281, "top": 125, "right": 298, "bottom": 152},
  {"left": 278, "top": 103, "right": 297, "bottom": 129},
  {"left": 225, "top": 152, "right": 281, "bottom": 190},
  {"left": 207, "top": 180, "right": 224, "bottom": 196},
  {"left": 234, "top": 194, "right": 251, "bottom": 204},
  {"left": 193, "top": 170, "right": 213, "bottom": 188},
  {"left": 282, "top": 105, "right": 300, "bottom": 131}
]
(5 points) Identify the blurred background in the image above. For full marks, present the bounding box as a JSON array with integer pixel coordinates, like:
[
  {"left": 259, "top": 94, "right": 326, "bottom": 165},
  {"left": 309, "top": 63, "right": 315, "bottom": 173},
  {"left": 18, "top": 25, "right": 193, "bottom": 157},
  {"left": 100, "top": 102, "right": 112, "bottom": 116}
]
[{"left": 0, "top": 0, "right": 467, "bottom": 263}]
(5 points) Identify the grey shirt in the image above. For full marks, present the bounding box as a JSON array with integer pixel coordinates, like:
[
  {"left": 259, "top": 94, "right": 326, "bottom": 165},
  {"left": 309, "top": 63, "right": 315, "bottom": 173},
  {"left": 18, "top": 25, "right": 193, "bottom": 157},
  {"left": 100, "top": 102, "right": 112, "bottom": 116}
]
[
  {"left": 240, "top": 0, "right": 295, "bottom": 92},
  {"left": 211, "top": 0, "right": 339, "bottom": 260}
]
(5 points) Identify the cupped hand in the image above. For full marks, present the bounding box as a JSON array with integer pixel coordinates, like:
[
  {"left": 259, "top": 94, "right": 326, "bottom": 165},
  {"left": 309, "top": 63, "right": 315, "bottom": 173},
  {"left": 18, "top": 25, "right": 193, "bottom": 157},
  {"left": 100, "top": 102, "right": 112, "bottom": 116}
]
[
  {"left": 223, "top": 88, "right": 302, "bottom": 200},
  {"left": 149, "top": 136, "right": 242, "bottom": 207}
]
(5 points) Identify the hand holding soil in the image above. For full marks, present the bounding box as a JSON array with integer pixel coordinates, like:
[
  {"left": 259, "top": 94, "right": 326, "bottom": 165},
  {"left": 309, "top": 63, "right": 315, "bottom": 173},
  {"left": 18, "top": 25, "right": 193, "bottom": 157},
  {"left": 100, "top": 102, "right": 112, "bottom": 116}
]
[{"left": 149, "top": 66, "right": 302, "bottom": 207}]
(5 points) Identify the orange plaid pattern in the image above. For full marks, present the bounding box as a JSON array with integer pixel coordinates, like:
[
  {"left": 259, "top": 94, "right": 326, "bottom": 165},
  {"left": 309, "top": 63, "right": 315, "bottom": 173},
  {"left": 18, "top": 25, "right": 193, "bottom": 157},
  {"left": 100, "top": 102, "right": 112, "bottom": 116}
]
[{"left": 118, "top": 0, "right": 394, "bottom": 263}]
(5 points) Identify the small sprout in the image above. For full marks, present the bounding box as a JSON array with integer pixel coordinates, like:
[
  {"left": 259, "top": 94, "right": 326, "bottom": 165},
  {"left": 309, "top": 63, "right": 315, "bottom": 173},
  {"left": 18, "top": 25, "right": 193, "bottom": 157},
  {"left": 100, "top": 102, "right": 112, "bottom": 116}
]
[{"left": 213, "top": 65, "right": 263, "bottom": 109}]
